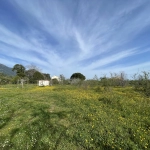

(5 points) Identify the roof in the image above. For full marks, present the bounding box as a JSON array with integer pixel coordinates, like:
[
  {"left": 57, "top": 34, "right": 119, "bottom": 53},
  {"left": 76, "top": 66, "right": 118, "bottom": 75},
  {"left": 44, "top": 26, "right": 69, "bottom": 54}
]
[{"left": 51, "top": 76, "right": 60, "bottom": 81}]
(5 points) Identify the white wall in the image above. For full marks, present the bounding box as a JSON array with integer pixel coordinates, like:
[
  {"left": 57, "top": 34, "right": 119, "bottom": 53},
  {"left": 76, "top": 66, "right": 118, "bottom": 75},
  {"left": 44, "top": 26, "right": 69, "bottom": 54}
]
[{"left": 38, "top": 80, "right": 49, "bottom": 86}]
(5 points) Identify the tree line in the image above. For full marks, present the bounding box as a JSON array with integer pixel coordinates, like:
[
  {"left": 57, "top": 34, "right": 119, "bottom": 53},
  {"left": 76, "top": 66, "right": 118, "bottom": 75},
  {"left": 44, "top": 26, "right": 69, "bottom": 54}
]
[
  {"left": 0, "top": 63, "right": 149, "bottom": 96},
  {"left": 11, "top": 64, "right": 51, "bottom": 84},
  {"left": 0, "top": 64, "right": 86, "bottom": 85}
]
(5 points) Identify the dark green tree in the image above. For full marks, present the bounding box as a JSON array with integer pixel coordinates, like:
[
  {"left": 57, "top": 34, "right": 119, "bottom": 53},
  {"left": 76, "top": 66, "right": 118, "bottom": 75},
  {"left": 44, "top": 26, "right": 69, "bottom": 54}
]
[
  {"left": 25, "top": 69, "right": 37, "bottom": 83},
  {"left": 43, "top": 73, "right": 51, "bottom": 80},
  {"left": 25, "top": 64, "right": 41, "bottom": 83},
  {"left": 70, "top": 73, "right": 86, "bottom": 80},
  {"left": 12, "top": 64, "right": 25, "bottom": 78},
  {"left": 32, "top": 71, "right": 44, "bottom": 83}
]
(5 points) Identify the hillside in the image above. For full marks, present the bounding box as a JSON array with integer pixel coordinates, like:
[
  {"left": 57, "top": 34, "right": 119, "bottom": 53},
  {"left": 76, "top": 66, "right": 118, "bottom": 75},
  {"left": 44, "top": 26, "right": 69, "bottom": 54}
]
[{"left": 0, "top": 63, "right": 16, "bottom": 76}]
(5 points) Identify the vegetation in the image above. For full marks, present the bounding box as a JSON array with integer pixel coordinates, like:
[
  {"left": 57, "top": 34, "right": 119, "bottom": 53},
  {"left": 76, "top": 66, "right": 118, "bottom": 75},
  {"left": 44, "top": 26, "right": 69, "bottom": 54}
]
[
  {"left": 0, "top": 63, "right": 150, "bottom": 149},
  {"left": 12, "top": 64, "right": 26, "bottom": 78},
  {"left": 70, "top": 73, "right": 86, "bottom": 80},
  {"left": 3, "top": 64, "right": 51, "bottom": 84},
  {"left": 131, "top": 71, "right": 150, "bottom": 96},
  {"left": 52, "top": 78, "right": 59, "bottom": 85},
  {"left": 0, "top": 73, "right": 12, "bottom": 85},
  {"left": 43, "top": 74, "right": 51, "bottom": 80},
  {"left": 32, "top": 71, "right": 44, "bottom": 83},
  {"left": 25, "top": 69, "right": 37, "bottom": 83},
  {"left": 0, "top": 84, "right": 150, "bottom": 150}
]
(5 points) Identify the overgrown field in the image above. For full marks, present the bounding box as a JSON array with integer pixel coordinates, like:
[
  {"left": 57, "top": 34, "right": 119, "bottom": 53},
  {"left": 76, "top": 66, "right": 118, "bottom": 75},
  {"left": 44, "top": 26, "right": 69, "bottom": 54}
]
[{"left": 0, "top": 85, "right": 150, "bottom": 150}]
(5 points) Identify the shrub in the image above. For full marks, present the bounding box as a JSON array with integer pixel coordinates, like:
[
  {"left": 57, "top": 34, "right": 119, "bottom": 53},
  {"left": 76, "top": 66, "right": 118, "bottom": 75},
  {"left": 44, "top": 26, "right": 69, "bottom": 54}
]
[
  {"left": 133, "top": 71, "right": 150, "bottom": 96},
  {"left": 52, "top": 78, "right": 59, "bottom": 84}
]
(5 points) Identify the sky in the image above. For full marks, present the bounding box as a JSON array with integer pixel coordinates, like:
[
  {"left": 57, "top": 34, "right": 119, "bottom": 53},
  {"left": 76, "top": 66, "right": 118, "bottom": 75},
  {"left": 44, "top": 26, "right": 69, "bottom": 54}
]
[{"left": 0, "top": 0, "right": 150, "bottom": 79}]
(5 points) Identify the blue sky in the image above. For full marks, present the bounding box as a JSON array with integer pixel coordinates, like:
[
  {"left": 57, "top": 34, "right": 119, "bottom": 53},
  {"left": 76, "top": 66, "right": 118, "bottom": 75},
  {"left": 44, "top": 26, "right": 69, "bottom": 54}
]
[{"left": 0, "top": 0, "right": 150, "bottom": 79}]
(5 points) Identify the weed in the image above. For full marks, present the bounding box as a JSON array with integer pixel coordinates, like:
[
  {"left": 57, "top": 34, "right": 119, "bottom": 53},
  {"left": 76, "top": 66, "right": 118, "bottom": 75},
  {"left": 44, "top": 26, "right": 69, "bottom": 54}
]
[{"left": 0, "top": 85, "right": 150, "bottom": 149}]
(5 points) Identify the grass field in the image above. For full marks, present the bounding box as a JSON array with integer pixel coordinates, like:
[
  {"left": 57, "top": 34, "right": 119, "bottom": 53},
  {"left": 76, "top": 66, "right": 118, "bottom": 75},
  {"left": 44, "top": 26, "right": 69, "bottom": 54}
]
[{"left": 0, "top": 84, "right": 150, "bottom": 150}]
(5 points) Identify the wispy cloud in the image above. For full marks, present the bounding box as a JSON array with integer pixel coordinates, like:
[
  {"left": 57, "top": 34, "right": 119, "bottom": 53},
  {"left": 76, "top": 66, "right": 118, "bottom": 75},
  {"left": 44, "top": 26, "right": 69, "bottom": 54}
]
[
  {"left": 0, "top": 0, "right": 150, "bottom": 78},
  {"left": 84, "top": 48, "right": 138, "bottom": 70}
]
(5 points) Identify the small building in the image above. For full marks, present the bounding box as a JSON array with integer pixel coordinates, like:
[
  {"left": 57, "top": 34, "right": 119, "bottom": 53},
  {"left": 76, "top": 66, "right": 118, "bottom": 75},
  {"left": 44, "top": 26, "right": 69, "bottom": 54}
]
[{"left": 38, "top": 80, "right": 50, "bottom": 86}]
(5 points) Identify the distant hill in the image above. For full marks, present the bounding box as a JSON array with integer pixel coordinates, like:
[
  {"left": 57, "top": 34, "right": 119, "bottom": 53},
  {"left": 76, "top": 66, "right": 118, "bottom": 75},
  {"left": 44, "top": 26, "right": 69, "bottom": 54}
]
[{"left": 0, "top": 64, "right": 16, "bottom": 76}]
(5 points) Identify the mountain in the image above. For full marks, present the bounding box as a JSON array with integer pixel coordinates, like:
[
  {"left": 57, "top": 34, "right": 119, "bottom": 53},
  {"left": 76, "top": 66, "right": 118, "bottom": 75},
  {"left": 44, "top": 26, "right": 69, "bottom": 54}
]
[{"left": 0, "top": 64, "right": 16, "bottom": 76}]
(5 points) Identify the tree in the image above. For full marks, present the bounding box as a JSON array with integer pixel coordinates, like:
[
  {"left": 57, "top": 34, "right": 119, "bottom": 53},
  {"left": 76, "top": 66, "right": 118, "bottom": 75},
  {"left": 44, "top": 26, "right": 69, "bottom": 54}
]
[
  {"left": 93, "top": 75, "right": 99, "bottom": 80},
  {"left": 32, "top": 71, "right": 44, "bottom": 83},
  {"left": 25, "top": 69, "right": 37, "bottom": 83},
  {"left": 12, "top": 64, "right": 25, "bottom": 78},
  {"left": 25, "top": 69, "right": 37, "bottom": 77},
  {"left": 59, "top": 74, "right": 65, "bottom": 84},
  {"left": 70, "top": 73, "right": 86, "bottom": 80},
  {"left": 26, "top": 64, "right": 41, "bottom": 72},
  {"left": 43, "top": 73, "right": 51, "bottom": 80}
]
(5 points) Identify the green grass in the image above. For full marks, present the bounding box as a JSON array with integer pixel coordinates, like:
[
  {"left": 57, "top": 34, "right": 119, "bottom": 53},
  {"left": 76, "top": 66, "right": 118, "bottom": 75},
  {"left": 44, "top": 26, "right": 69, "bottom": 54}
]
[{"left": 0, "top": 84, "right": 150, "bottom": 150}]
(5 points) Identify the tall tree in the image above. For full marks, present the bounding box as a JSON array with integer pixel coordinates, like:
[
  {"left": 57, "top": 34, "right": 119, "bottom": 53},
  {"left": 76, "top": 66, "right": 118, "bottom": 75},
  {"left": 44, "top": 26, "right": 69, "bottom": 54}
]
[
  {"left": 32, "top": 71, "right": 44, "bottom": 83},
  {"left": 25, "top": 64, "right": 43, "bottom": 83},
  {"left": 12, "top": 64, "right": 25, "bottom": 78},
  {"left": 43, "top": 73, "right": 51, "bottom": 80}
]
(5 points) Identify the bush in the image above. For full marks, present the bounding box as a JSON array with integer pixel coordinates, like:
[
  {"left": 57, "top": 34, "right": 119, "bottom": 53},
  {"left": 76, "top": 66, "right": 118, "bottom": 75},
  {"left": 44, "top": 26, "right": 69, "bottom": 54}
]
[
  {"left": 12, "top": 76, "right": 20, "bottom": 84},
  {"left": 52, "top": 79, "right": 59, "bottom": 84},
  {"left": 132, "top": 71, "right": 150, "bottom": 96}
]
